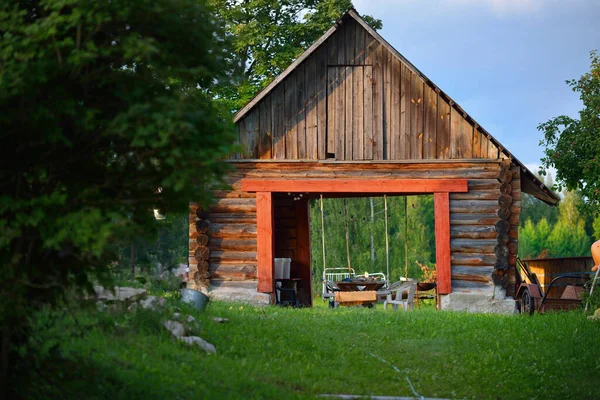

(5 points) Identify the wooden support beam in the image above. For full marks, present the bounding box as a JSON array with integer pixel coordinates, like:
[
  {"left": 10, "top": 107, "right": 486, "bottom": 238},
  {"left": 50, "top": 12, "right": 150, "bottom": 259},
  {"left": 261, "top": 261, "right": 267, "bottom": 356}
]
[
  {"left": 295, "top": 199, "right": 313, "bottom": 307},
  {"left": 256, "top": 192, "right": 274, "bottom": 293},
  {"left": 434, "top": 192, "right": 451, "bottom": 294},
  {"left": 242, "top": 179, "right": 468, "bottom": 194}
]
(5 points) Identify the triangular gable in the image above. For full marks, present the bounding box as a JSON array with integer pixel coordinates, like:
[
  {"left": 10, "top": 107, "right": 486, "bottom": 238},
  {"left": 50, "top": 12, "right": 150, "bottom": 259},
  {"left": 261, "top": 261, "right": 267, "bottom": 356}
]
[{"left": 233, "top": 9, "right": 559, "bottom": 205}]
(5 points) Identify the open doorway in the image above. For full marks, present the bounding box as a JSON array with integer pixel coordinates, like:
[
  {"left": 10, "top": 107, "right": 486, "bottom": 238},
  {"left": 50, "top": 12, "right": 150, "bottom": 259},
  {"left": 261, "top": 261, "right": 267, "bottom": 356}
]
[{"left": 308, "top": 195, "right": 436, "bottom": 302}]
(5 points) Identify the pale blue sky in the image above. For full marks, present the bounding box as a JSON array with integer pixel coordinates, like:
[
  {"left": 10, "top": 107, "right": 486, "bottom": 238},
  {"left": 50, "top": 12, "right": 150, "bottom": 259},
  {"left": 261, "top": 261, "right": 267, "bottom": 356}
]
[{"left": 354, "top": 0, "right": 600, "bottom": 168}]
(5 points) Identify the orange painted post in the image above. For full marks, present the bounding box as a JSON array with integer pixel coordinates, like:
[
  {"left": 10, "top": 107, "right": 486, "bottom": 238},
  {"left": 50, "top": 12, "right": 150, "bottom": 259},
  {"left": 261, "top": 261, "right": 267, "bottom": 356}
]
[
  {"left": 434, "top": 192, "right": 451, "bottom": 294},
  {"left": 256, "top": 192, "right": 274, "bottom": 293},
  {"left": 295, "top": 199, "right": 313, "bottom": 306},
  {"left": 241, "top": 179, "right": 467, "bottom": 194}
]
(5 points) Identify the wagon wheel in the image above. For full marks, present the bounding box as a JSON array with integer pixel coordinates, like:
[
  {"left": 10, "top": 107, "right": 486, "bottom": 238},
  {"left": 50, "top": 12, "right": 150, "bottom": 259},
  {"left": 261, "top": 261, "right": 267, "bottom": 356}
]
[{"left": 520, "top": 288, "right": 535, "bottom": 316}]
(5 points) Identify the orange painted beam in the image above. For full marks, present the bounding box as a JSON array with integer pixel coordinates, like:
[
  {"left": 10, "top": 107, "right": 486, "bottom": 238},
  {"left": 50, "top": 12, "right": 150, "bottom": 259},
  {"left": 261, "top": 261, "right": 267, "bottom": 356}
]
[
  {"left": 242, "top": 179, "right": 468, "bottom": 194},
  {"left": 256, "top": 192, "right": 274, "bottom": 294},
  {"left": 434, "top": 192, "right": 451, "bottom": 295}
]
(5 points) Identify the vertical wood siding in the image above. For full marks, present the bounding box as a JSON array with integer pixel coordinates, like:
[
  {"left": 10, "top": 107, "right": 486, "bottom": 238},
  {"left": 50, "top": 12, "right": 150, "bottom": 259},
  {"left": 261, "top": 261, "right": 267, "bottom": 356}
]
[{"left": 233, "top": 19, "right": 501, "bottom": 162}]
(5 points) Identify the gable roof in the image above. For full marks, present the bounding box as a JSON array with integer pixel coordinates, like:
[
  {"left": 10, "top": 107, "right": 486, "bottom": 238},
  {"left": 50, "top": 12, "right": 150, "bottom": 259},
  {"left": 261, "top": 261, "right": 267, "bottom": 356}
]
[{"left": 233, "top": 9, "right": 559, "bottom": 205}]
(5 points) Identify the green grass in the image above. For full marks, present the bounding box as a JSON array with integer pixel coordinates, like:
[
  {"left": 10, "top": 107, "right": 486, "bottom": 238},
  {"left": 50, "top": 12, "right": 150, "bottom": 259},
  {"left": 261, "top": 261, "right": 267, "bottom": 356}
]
[{"left": 15, "top": 298, "right": 600, "bottom": 400}]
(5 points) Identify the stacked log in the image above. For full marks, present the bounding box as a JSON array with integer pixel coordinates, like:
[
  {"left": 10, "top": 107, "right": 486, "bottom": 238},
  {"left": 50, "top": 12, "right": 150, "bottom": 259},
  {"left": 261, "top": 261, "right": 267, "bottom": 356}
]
[
  {"left": 188, "top": 204, "right": 211, "bottom": 289},
  {"left": 493, "top": 160, "right": 513, "bottom": 287}
]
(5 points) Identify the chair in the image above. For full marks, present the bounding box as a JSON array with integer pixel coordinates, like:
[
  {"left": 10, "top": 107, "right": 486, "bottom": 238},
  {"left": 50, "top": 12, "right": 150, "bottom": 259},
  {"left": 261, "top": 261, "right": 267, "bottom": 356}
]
[
  {"left": 275, "top": 279, "right": 300, "bottom": 307},
  {"left": 383, "top": 279, "right": 417, "bottom": 311},
  {"left": 322, "top": 267, "right": 355, "bottom": 308}
]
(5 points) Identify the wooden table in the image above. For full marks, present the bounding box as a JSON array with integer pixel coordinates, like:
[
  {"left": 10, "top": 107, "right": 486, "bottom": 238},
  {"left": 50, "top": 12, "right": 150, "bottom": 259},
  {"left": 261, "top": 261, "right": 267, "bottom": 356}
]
[{"left": 335, "top": 280, "right": 386, "bottom": 292}]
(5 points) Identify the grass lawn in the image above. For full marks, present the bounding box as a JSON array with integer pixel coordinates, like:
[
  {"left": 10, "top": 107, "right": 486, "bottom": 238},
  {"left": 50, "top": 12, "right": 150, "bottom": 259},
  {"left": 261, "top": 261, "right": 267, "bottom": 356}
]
[{"left": 16, "top": 297, "right": 600, "bottom": 399}]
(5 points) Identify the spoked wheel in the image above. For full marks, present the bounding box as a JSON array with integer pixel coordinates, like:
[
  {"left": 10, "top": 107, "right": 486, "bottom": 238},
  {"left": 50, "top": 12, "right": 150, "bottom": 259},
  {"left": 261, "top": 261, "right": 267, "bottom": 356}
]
[{"left": 520, "top": 288, "right": 535, "bottom": 316}]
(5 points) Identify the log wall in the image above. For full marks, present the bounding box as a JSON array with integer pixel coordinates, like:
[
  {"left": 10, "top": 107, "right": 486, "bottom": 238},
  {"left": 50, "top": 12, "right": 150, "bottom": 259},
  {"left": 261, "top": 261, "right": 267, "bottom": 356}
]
[
  {"left": 189, "top": 160, "right": 517, "bottom": 300},
  {"left": 233, "top": 16, "right": 501, "bottom": 162}
]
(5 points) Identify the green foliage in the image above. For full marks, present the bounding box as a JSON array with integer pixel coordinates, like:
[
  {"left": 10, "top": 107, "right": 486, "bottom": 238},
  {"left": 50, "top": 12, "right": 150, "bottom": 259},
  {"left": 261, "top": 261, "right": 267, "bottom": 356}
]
[
  {"left": 309, "top": 196, "right": 435, "bottom": 291},
  {"left": 0, "top": 0, "right": 236, "bottom": 388},
  {"left": 15, "top": 300, "right": 600, "bottom": 399},
  {"left": 519, "top": 191, "right": 592, "bottom": 259},
  {"left": 539, "top": 50, "right": 600, "bottom": 218},
  {"left": 209, "top": 0, "right": 382, "bottom": 111}
]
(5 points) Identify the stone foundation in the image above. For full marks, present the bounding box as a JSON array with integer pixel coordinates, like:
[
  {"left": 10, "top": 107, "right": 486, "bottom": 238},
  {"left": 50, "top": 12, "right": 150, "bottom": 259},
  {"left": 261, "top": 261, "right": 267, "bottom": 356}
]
[
  {"left": 208, "top": 281, "right": 271, "bottom": 306},
  {"left": 440, "top": 284, "right": 516, "bottom": 314}
]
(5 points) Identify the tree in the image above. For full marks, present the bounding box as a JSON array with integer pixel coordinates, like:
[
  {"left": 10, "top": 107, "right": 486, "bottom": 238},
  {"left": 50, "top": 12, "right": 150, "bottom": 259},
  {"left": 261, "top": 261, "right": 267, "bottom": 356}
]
[
  {"left": 0, "top": 0, "right": 235, "bottom": 391},
  {"left": 539, "top": 50, "right": 600, "bottom": 217},
  {"left": 209, "top": 0, "right": 382, "bottom": 110}
]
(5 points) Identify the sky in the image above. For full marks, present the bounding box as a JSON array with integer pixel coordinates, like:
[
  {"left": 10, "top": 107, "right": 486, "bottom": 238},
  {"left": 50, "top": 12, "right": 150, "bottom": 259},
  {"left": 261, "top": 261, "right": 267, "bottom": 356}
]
[{"left": 353, "top": 0, "right": 600, "bottom": 170}]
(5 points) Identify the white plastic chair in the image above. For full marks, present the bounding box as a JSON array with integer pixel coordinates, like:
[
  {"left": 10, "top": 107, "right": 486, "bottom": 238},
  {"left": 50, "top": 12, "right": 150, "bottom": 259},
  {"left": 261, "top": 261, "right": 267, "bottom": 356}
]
[
  {"left": 383, "top": 279, "right": 417, "bottom": 311},
  {"left": 322, "top": 267, "right": 355, "bottom": 306}
]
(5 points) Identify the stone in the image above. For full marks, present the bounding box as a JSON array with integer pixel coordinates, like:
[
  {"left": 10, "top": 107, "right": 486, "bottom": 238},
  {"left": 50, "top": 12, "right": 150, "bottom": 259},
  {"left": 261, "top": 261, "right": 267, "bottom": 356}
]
[
  {"left": 139, "top": 295, "right": 166, "bottom": 310},
  {"left": 178, "top": 336, "right": 216, "bottom": 354},
  {"left": 94, "top": 286, "right": 147, "bottom": 302},
  {"left": 186, "top": 315, "right": 196, "bottom": 324},
  {"left": 96, "top": 301, "right": 108, "bottom": 312},
  {"left": 163, "top": 320, "right": 186, "bottom": 337},
  {"left": 211, "top": 317, "right": 230, "bottom": 324}
]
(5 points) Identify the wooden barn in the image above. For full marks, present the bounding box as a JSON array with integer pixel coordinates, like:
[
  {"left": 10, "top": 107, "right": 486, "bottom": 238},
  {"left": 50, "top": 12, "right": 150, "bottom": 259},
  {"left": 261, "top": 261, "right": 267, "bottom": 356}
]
[{"left": 188, "top": 9, "right": 559, "bottom": 312}]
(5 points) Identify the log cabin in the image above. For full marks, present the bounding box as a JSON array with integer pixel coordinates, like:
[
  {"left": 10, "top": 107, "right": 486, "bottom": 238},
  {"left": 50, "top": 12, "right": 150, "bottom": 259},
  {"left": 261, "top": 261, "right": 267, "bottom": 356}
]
[{"left": 188, "top": 9, "right": 559, "bottom": 312}]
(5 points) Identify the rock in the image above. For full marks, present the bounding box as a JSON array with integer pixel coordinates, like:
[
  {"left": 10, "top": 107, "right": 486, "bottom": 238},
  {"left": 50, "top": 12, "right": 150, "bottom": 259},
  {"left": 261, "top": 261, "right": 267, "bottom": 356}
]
[
  {"left": 139, "top": 295, "right": 166, "bottom": 310},
  {"left": 96, "top": 301, "right": 108, "bottom": 312},
  {"left": 178, "top": 336, "right": 216, "bottom": 354},
  {"left": 94, "top": 286, "right": 147, "bottom": 302},
  {"left": 211, "top": 317, "right": 230, "bottom": 324},
  {"left": 163, "top": 320, "right": 186, "bottom": 337},
  {"left": 186, "top": 315, "right": 196, "bottom": 324},
  {"left": 172, "top": 312, "right": 182, "bottom": 320}
]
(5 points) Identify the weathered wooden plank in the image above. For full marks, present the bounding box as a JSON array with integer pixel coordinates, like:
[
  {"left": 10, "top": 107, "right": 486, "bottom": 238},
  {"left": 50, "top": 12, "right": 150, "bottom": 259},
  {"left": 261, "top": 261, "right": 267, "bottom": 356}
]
[
  {"left": 326, "top": 66, "right": 337, "bottom": 155},
  {"left": 480, "top": 133, "right": 489, "bottom": 158},
  {"left": 363, "top": 66, "right": 374, "bottom": 160},
  {"left": 210, "top": 198, "right": 256, "bottom": 213},
  {"left": 259, "top": 95, "right": 272, "bottom": 159},
  {"left": 472, "top": 127, "right": 481, "bottom": 158},
  {"left": 451, "top": 266, "right": 494, "bottom": 283},
  {"left": 437, "top": 97, "right": 451, "bottom": 159},
  {"left": 337, "top": 22, "right": 345, "bottom": 65},
  {"left": 316, "top": 46, "right": 327, "bottom": 159},
  {"left": 209, "top": 223, "right": 257, "bottom": 238},
  {"left": 353, "top": 66, "right": 364, "bottom": 160},
  {"left": 450, "top": 225, "right": 497, "bottom": 239},
  {"left": 245, "top": 108, "right": 260, "bottom": 158},
  {"left": 271, "top": 85, "right": 285, "bottom": 159},
  {"left": 452, "top": 190, "right": 503, "bottom": 201},
  {"left": 354, "top": 19, "right": 365, "bottom": 64},
  {"left": 434, "top": 192, "right": 451, "bottom": 294},
  {"left": 450, "top": 107, "right": 460, "bottom": 159},
  {"left": 334, "top": 67, "right": 346, "bottom": 160},
  {"left": 457, "top": 115, "right": 473, "bottom": 158},
  {"left": 209, "top": 237, "right": 257, "bottom": 251},
  {"left": 345, "top": 18, "right": 356, "bottom": 64},
  {"left": 400, "top": 63, "right": 411, "bottom": 159},
  {"left": 305, "top": 59, "right": 318, "bottom": 158},
  {"left": 450, "top": 213, "right": 502, "bottom": 226},
  {"left": 373, "top": 44, "right": 384, "bottom": 160},
  {"left": 296, "top": 63, "right": 307, "bottom": 159},
  {"left": 451, "top": 239, "right": 497, "bottom": 253},
  {"left": 487, "top": 135, "right": 499, "bottom": 159},
  {"left": 467, "top": 179, "right": 502, "bottom": 190},
  {"left": 209, "top": 263, "right": 257, "bottom": 281},
  {"left": 210, "top": 250, "right": 257, "bottom": 262},
  {"left": 410, "top": 73, "right": 424, "bottom": 159},
  {"left": 423, "top": 85, "right": 437, "bottom": 159},
  {"left": 345, "top": 66, "right": 354, "bottom": 160},
  {"left": 451, "top": 253, "right": 496, "bottom": 266},
  {"left": 256, "top": 192, "right": 273, "bottom": 293},
  {"left": 383, "top": 48, "right": 392, "bottom": 159},
  {"left": 237, "top": 168, "right": 503, "bottom": 180},
  {"left": 390, "top": 57, "right": 401, "bottom": 159},
  {"left": 208, "top": 214, "right": 256, "bottom": 224},
  {"left": 450, "top": 200, "right": 500, "bottom": 214},
  {"left": 284, "top": 72, "right": 298, "bottom": 159}
]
